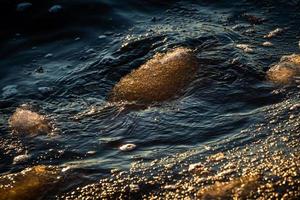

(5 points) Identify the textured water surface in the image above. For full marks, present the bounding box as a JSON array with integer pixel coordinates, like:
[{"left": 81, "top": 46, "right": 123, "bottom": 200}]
[{"left": 0, "top": 0, "right": 300, "bottom": 199}]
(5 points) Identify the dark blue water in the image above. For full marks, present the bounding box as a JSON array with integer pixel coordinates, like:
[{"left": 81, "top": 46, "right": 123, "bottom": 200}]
[{"left": 0, "top": 0, "right": 300, "bottom": 199}]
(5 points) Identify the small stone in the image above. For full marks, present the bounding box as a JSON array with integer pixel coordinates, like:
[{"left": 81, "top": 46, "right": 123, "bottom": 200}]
[
  {"left": 16, "top": 2, "right": 32, "bottom": 12},
  {"left": 13, "top": 153, "right": 30, "bottom": 164},
  {"left": 86, "top": 151, "right": 96, "bottom": 155},
  {"left": 49, "top": 5, "right": 62, "bottom": 13},
  {"left": 262, "top": 41, "right": 273, "bottom": 47},
  {"left": 236, "top": 44, "right": 254, "bottom": 53},
  {"left": 264, "top": 28, "right": 284, "bottom": 38},
  {"left": 119, "top": 143, "right": 136, "bottom": 151},
  {"left": 98, "top": 35, "right": 106, "bottom": 39}
]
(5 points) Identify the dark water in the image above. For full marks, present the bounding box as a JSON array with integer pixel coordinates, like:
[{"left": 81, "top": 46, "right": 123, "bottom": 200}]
[{"left": 0, "top": 0, "right": 300, "bottom": 199}]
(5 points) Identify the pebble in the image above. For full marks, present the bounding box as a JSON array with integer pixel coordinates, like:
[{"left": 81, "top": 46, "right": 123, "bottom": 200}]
[
  {"left": 16, "top": 2, "right": 32, "bottom": 12},
  {"left": 98, "top": 35, "right": 106, "bottom": 39},
  {"left": 86, "top": 151, "right": 97, "bottom": 155},
  {"left": 236, "top": 44, "right": 254, "bottom": 53},
  {"left": 119, "top": 144, "right": 136, "bottom": 151},
  {"left": 262, "top": 41, "right": 273, "bottom": 47},
  {"left": 264, "top": 28, "right": 283, "bottom": 38},
  {"left": 13, "top": 153, "right": 30, "bottom": 164},
  {"left": 2, "top": 85, "right": 18, "bottom": 99},
  {"left": 49, "top": 5, "right": 62, "bottom": 13}
]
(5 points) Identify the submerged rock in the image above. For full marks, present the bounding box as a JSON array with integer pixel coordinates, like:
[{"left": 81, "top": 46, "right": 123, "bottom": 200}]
[
  {"left": 109, "top": 47, "right": 198, "bottom": 103},
  {"left": 9, "top": 108, "right": 51, "bottom": 135},
  {"left": 266, "top": 54, "right": 300, "bottom": 84},
  {"left": 0, "top": 165, "right": 61, "bottom": 200}
]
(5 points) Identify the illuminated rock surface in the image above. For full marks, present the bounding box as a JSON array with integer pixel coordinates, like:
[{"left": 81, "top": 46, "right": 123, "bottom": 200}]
[
  {"left": 0, "top": 165, "right": 61, "bottom": 200},
  {"left": 9, "top": 108, "right": 51, "bottom": 135},
  {"left": 109, "top": 47, "right": 198, "bottom": 103},
  {"left": 267, "top": 54, "right": 300, "bottom": 84}
]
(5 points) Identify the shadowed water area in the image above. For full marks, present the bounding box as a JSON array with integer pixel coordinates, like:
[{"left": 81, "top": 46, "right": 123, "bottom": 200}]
[{"left": 0, "top": 0, "right": 300, "bottom": 199}]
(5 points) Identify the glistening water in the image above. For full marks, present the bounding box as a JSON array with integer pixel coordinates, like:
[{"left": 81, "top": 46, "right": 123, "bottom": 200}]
[{"left": 0, "top": 0, "right": 300, "bottom": 199}]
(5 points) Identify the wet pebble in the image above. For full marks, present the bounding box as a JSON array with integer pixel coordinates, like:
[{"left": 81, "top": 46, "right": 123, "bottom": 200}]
[
  {"left": 264, "top": 28, "right": 284, "bottom": 38},
  {"left": 262, "top": 41, "right": 273, "bottom": 47},
  {"left": 98, "top": 35, "right": 106, "bottom": 39},
  {"left": 86, "top": 151, "right": 96, "bottom": 155},
  {"left": 119, "top": 144, "right": 136, "bottom": 151},
  {"left": 236, "top": 44, "right": 254, "bottom": 53},
  {"left": 13, "top": 153, "right": 30, "bottom": 164},
  {"left": 2, "top": 85, "right": 18, "bottom": 99}
]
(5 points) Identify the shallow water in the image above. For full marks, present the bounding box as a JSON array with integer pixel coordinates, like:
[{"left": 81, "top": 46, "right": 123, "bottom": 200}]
[{"left": 0, "top": 0, "right": 300, "bottom": 199}]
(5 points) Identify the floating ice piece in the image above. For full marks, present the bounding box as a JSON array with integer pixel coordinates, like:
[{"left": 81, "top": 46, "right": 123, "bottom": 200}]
[
  {"left": 119, "top": 143, "right": 136, "bottom": 151},
  {"left": 264, "top": 28, "right": 283, "bottom": 38},
  {"left": 49, "top": 5, "right": 62, "bottom": 13},
  {"left": 16, "top": 2, "right": 32, "bottom": 12},
  {"left": 236, "top": 44, "right": 254, "bottom": 53},
  {"left": 9, "top": 108, "right": 51, "bottom": 135},
  {"left": 2, "top": 85, "right": 18, "bottom": 99}
]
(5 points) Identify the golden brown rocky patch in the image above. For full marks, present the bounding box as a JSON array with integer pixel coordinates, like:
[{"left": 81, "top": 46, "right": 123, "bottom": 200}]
[{"left": 109, "top": 47, "right": 198, "bottom": 103}]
